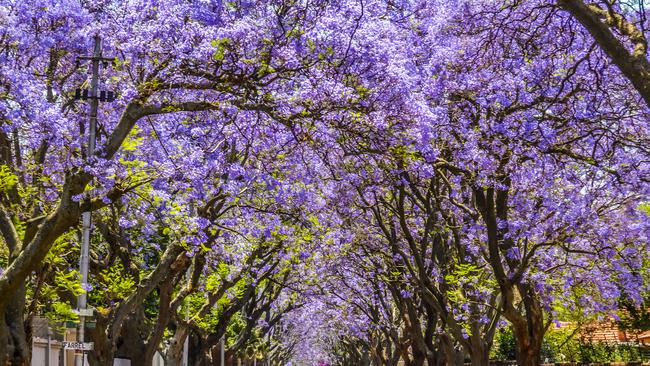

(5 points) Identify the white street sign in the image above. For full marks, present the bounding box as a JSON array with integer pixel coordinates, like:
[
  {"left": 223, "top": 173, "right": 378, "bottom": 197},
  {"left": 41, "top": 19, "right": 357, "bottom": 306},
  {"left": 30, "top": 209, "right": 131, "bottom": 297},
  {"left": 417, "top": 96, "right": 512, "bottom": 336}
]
[
  {"left": 63, "top": 341, "right": 94, "bottom": 351},
  {"left": 73, "top": 308, "right": 94, "bottom": 317}
]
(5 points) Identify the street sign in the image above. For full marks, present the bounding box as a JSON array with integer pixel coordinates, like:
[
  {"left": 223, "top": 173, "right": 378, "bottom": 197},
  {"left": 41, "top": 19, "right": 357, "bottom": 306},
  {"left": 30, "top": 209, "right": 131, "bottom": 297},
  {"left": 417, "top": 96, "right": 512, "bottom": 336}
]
[
  {"left": 73, "top": 308, "right": 94, "bottom": 317},
  {"left": 63, "top": 341, "right": 94, "bottom": 351}
]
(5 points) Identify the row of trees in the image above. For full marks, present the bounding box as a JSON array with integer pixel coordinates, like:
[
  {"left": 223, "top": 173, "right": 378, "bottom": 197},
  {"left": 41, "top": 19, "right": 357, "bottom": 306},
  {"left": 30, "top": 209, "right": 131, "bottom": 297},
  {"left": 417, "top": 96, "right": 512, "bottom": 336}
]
[
  {"left": 289, "top": 1, "right": 650, "bottom": 365},
  {"left": 0, "top": 0, "right": 345, "bottom": 364},
  {"left": 0, "top": 0, "right": 648, "bottom": 365}
]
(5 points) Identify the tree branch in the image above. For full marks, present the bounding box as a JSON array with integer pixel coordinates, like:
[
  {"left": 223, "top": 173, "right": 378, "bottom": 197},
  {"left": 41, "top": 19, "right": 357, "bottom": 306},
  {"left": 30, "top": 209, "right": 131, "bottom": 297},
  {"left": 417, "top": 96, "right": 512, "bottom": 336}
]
[{"left": 558, "top": 0, "right": 650, "bottom": 107}]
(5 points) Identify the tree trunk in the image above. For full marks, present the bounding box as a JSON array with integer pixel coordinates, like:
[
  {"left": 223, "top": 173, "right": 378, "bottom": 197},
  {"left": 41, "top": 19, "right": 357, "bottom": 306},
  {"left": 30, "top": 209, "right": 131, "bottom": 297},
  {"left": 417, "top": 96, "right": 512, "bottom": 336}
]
[
  {"left": 466, "top": 328, "right": 489, "bottom": 366},
  {"left": 468, "top": 343, "right": 488, "bottom": 366},
  {"left": 475, "top": 186, "right": 545, "bottom": 365},
  {"left": 5, "top": 283, "right": 29, "bottom": 366},
  {"left": 512, "top": 322, "right": 543, "bottom": 366},
  {"left": 511, "top": 285, "right": 545, "bottom": 366},
  {"left": 558, "top": 0, "right": 650, "bottom": 108},
  {"left": 114, "top": 311, "right": 148, "bottom": 365},
  {"left": 409, "top": 350, "right": 425, "bottom": 366},
  {"left": 188, "top": 332, "right": 202, "bottom": 366},
  {"left": 436, "top": 333, "right": 457, "bottom": 366},
  {"left": 165, "top": 323, "right": 188, "bottom": 366},
  {"left": 88, "top": 314, "right": 114, "bottom": 366},
  {"left": 0, "top": 303, "right": 9, "bottom": 366},
  {"left": 141, "top": 281, "right": 174, "bottom": 366}
]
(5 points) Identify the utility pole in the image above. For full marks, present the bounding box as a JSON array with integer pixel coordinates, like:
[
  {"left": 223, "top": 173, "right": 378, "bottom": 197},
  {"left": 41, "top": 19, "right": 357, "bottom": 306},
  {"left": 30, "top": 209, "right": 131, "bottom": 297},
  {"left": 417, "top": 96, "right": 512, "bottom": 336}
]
[
  {"left": 182, "top": 203, "right": 194, "bottom": 366},
  {"left": 182, "top": 316, "right": 189, "bottom": 366},
  {"left": 220, "top": 336, "right": 225, "bottom": 366},
  {"left": 74, "top": 35, "right": 116, "bottom": 366},
  {"left": 45, "top": 327, "right": 51, "bottom": 366}
]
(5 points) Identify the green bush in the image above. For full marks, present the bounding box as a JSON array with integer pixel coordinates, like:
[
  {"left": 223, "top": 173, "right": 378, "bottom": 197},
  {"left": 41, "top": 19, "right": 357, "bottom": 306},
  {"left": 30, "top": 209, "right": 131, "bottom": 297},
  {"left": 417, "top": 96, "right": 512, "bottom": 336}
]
[
  {"left": 541, "top": 327, "right": 582, "bottom": 362},
  {"left": 490, "top": 325, "right": 647, "bottom": 363},
  {"left": 491, "top": 327, "right": 516, "bottom": 361},
  {"left": 577, "top": 342, "right": 643, "bottom": 363}
]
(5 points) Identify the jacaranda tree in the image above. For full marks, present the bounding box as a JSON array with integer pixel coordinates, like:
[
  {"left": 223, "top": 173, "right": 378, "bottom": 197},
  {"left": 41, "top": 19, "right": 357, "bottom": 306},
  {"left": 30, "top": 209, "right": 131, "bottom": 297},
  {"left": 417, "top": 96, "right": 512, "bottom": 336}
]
[{"left": 0, "top": 0, "right": 647, "bottom": 365}]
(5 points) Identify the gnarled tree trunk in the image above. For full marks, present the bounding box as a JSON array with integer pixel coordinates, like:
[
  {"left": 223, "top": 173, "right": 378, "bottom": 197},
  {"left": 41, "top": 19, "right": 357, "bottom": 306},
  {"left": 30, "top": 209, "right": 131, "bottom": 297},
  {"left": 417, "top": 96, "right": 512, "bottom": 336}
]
[
  {"left": 511, "top": 284, "right": 545, "bottom": 366},
  {"left": 5, "top": 283, "right": 29, "bottom": 366},
  {"left": 88, "top": 313, "right": 114, "bottom": 366},
  {"left": 165, "top": 322, "right": 188, "bottom": 366}
]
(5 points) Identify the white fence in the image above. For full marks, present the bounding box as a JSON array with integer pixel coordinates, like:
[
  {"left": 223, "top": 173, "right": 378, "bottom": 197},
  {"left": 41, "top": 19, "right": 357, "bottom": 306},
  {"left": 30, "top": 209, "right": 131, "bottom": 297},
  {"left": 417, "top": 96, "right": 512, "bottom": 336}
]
[{"left": 31, "top": 337, "right": 164, "bottom": 366}]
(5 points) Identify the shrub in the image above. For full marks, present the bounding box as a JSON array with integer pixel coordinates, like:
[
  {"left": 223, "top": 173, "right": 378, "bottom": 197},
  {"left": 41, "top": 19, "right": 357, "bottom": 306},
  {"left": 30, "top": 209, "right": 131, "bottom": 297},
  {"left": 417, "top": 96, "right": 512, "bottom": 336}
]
[
  {"left": 491, "top": 327, "right": 516, "bottom": 361},
  {"left": 490, "top": 325, "right": 647, "bottom": 363}
]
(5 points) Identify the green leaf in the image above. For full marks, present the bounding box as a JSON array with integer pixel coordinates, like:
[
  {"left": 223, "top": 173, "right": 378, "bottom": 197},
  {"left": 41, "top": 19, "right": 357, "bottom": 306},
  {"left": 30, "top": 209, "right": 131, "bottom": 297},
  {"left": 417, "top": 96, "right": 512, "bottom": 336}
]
[
  {"left": 211, "top": 38, "right": 230, "bottom": 61},
  {"left": 0, "top": 165, "right": 17, "bottom": 192}
]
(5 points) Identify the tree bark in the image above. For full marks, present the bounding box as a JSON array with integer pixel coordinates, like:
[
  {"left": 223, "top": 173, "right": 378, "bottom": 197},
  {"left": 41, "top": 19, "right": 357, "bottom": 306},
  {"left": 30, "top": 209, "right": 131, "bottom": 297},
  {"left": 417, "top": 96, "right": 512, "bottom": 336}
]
[
  {"left": 512, "top": 284, "right": 545, "bottom": 366},
  {"left": 114, "top": 311, "right": 147, "bottom": 364},
  {"left": 141, "top": 280, "right": 175, "bottom": 366},
  {"left": 5, "top": 283, "right": 29, "bottom": 366},
  {"left": 436, "top": 333, "right": 458, "bottom": 366},
  {"left": 165, "top": 323, "right": 188, "bottom": 366},
  {"left": 88, "top": 313, "right": 114, "bottom": 366},
  {"left": 467, "top": 342, "right": 489, "bottom": 366},
  {"left": 0, "top": 305, "right": 7, "bottom": 366}
]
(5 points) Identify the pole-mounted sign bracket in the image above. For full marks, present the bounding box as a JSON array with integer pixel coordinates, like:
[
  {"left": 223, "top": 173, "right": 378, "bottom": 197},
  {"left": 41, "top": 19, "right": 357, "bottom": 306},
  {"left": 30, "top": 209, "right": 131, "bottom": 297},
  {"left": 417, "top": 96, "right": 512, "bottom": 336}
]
[{"left": 74, "top": 88, "right": 116, "bottom": 102}]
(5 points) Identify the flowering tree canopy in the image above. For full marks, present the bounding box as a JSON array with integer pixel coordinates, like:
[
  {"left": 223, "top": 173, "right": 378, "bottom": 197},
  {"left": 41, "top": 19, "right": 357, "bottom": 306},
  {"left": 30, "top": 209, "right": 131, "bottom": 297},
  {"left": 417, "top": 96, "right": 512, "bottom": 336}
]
[{"left": 0, "top": 0, "right": 648, "bottom": 365}]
